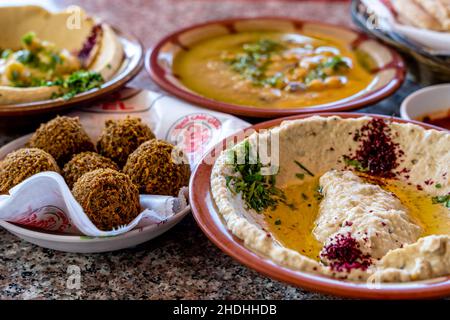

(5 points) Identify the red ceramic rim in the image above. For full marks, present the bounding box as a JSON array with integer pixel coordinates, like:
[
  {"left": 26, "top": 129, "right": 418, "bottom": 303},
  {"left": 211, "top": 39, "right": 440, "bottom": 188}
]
[
  {"left": 190, "top": 112, "right": 450, "bottom": 299},
  {"left": 147, "top": 17, "right": 406, "bottom": 118}
]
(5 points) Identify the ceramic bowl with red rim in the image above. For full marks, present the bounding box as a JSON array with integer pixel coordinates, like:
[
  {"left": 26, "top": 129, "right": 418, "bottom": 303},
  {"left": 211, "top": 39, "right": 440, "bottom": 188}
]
[
  {"left": 190, "top": 112, "right": 450, "bottom": 299},
  {"left": 147, "top": 18, "right": 405, "bottom": 118}
]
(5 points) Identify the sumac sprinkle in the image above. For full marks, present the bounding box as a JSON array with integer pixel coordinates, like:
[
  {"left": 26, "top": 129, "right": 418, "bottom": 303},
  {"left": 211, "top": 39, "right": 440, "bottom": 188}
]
[
  {"left": 78, "top": 24, "right": 102, "bottom": 63},
  {"left": 346, "top": 118, "right": 403, "bottom": 178},
  {"left": 321, "top": 233, "right": 372, "bottom": 272}
]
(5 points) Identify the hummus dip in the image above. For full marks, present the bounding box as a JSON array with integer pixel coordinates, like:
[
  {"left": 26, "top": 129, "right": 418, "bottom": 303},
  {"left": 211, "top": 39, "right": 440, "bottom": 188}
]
[
  {"left": 211, "top": 116, "right": 450, "bottom": 282},
  {"left": 0, "top": 6, "right": 124, "bottom": 104}
]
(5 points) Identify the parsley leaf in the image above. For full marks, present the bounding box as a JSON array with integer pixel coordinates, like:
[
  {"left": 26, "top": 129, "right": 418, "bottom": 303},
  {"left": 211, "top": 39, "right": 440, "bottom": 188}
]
[
  {"left": 343, "top": 156, "right": 369, "bottom": 172},
  {"left": 47, "top": 70, "right": 104, "bottom": 100},
  {"left": 432, "top": 195, "right": 450, "bottom": 208},
  {"left": 225, "top": 140, "right": 286, "bottom": 213}
]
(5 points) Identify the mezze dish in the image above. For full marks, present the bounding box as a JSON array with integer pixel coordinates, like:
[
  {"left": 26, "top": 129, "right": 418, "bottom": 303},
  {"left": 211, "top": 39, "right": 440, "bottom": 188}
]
[
  {"left": 199, "top": 114, "right": 449, "bottom": 294},
  {"left": 173, "top": 32, "right": 373, "bottom": 109},
  {"left": 0, "top": 6, "right": 123, "bottom": 105},
  {"left": 0, "top": 6, "right": 143, "bottom": 116},
  {"left": 149, "top": 18, "right": 405, "bottom": 117},
  {"left": 0, "top": 115, "right": 190, "bottom": 232}
]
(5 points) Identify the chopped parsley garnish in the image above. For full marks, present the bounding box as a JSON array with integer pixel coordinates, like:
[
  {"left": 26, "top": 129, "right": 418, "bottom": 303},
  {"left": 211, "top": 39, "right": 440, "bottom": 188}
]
[
  {"left": 224, "top": 39, "right": 284, "bottom": 86},
  {"left": 225, "top": 140, "right": 286, "bottom": 213},
  {"left": 432, "top": 195, "right": 450, "bottom": 208},
  {"left": 47, "top": 70, "right": 104, "bottom": 100},
  {"left": 323, "top": 56, "right": 349, "bottom": 72},
  {"left": 435, "top": 183, "right": 442, "bottom": 189},
  {"left": 22, "top": 32, "right": 36, "bottom": 46},
  {"left": 274, "top": 219, "right": 282, "bottom": 225},
  {"left": 315, "top": 185, "right": 324, "bottom": 201},
  {"left": 343, "top": 155, "right": 368, "bottom": 172},
  {"left": 294, "top": 160, "right": 314, "bottom": 177},
  {"left": 1, "top": 49, "right": 12, "bottom": 59},
  {"left": 295, "top": 173, "right": 305, "bottom": 180},
  {"left": 305, "top": 56, "right": 349, "bottom": 84}
]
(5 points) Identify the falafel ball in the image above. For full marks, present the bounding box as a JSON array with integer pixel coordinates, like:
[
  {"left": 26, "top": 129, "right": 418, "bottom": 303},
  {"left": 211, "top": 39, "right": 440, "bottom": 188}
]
[
  {"left": 28, "top": 116, "right": 95, "bottom": 165},
  {"left": 0, "top": 148, "right": 60, "bottom": 194},
  {"left": 123, "top": 139, "right": 191, "bottom": 196},
  {"left": 72, "top": 168, "right": 141, "bottom": 231},
  {"left": 96, "top": 117, "right": 155, "bottom": 167},
  {"left": 63, "top": 152, "right": 119, "bottom": 189}
]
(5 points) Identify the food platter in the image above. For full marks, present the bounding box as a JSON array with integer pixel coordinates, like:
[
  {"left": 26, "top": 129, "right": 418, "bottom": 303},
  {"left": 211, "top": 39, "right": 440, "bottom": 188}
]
[
  {"left": 0, "top": 6, "right": 144, "bottom": 117},
  {"left": 0, "top": 128, "right": 190, "bottom": 253},
  {"left": 148, "top": 17, "right": 405, "bottom": 118},
  {"left": 190, "top": 112, "right": 450, "bottom": 299}
]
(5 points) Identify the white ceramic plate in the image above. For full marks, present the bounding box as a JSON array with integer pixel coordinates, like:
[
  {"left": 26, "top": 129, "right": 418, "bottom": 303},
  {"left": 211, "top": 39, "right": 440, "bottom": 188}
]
[
  {"left": 0, "top": 135, "right": 190, "bottom": 253},
  {"left": 400, "top": 84, "right": 450, "bottom": 123}
]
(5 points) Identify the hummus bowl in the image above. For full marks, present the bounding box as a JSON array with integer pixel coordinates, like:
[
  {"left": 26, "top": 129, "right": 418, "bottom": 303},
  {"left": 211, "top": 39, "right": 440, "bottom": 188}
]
[
  {"left": 190, "top": 113, "right": 450, "bottom": 299},
  {"left": 148, "top": 17, "right": 405, "bottom": 118},
  {"left": 0, "top": 6, "right": 143, "bottom": 116}
]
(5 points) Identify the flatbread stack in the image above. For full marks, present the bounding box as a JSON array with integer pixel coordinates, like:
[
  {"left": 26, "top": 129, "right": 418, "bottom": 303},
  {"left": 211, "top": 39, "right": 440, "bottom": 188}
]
[{"left": 391, "top": 0, "right": 450, "bottom": 31}]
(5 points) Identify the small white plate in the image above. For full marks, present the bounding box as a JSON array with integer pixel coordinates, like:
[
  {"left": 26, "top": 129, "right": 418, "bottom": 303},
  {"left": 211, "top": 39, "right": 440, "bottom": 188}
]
[
  {"left": 0, "top": 134, "right": 190, "bottom": 253},
  {"left": 400, "top": 84, "right": 450, "bottom": 122}
]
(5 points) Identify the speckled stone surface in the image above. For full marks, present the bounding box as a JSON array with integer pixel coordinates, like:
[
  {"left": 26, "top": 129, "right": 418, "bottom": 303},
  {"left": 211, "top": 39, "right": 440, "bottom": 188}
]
[{"left": 0, "top": 0, "right": 425, "bottom": 300}]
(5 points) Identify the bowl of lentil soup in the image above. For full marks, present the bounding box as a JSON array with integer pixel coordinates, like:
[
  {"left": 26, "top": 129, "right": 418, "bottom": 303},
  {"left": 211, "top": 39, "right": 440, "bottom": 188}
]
[{"left": 147, "top": 17, "right": 405, "bottom": 118}]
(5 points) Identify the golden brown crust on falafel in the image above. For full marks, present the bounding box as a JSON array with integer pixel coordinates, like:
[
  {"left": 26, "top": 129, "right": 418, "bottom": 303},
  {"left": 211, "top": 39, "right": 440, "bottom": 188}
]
[
  {"left": 28, "top": 116, "right": 95, "bottom": 165},
  {"left": 96, "top": 117, "right": 155, "bottom": 167},
  {"left": 0, "top": 148, "right": 60, "bottom": 194},
  {"left": 72, "top": 168, "right": 141, "bottom": 231},
  {"left": 123, "top": 140, "right": 190, "bottom": 197},
  {"left": 63, "top": 152, "right": 119, "bottom": 189}
]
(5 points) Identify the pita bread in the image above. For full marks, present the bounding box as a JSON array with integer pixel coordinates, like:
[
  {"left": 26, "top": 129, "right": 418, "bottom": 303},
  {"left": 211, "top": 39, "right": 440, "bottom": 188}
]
[
  {"left": 416, "top": 0, "right": 450, "bottom": 30},
  {"left": 391, "top": 0, "right": 448, "bottom": 31}
]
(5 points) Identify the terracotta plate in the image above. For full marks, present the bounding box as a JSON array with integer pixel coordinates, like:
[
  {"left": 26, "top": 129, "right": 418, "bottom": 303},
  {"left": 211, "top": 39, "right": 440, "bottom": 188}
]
[
  {"left": 190, "top": 112, "right": 450, "bottom": 299},
  {"left": 0, "top": 27, "right": 144, "bottom": 117},
  {"left": 147, "top": 17, "right": 405, "bottom": 118}
]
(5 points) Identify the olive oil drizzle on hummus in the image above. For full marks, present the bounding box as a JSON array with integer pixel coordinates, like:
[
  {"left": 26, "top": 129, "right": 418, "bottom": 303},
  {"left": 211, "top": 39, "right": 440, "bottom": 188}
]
[{"left": 263, "top": 175, "right": 450, "bottom": 263}]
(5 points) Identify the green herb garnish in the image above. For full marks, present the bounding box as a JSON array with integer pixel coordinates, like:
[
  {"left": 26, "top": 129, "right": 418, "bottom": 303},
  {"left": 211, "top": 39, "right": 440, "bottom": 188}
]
[
  {"left": 225, "top": 140, "right": 286, "bottom": 213},
  {"left": 343, "top": 156, "right": 368, "bottom": 172},
  {"left": 21, "top": 32, "right": 36, "bottom": 46},
  {"left": 1, "top": 49, "right": 12, "bottom": 59},
  {"left": 47, "top": 70, "right": 104, "bottom": 100},
  {"left": 305, "top": 55, "right": 349, "bottom": 84},
  {"left": 274, "top": 219, "right": 282, "bottom": 225},
  {"left": 432, "top": 195, "right": 450, "bottom": 208},
  {"left": 314, "top": 185, "right": 324, "bottom": 201},
  {"left": 294, "top": 160, "right": 314, "bottom": 177},
  {"left": 435, "top": 183, "right": 442, "bottom": 189},
  {"left": 295, "top": 173, "right": 305, "bottom": 180},
  {"left": 224, "top": 39, "right": 284, "bottom": 86},
  {"left": 323, "top": 56, "right": 349, "bottom": 72}
]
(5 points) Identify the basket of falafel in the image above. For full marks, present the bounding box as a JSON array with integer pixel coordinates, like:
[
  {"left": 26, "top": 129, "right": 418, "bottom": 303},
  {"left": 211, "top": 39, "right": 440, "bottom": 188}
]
[
  {"left": 0, "top": 115, "right": 192, "bottom": 237},
  {"left": 0, "top": 86, "right": 250, "bottom": 252}
]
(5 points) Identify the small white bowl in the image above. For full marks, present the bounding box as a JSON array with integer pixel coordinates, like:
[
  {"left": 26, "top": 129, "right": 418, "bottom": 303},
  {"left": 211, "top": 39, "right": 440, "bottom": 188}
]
[{"left": 400, "top": 84, "right": 450, "bottom": 122}]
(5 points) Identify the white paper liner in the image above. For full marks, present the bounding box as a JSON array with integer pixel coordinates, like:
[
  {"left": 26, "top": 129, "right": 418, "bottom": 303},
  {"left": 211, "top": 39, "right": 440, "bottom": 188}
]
[
  {"left": 363, "top": 0, "right": 450, "bottom": 54},
  {"left": 0, "top": 88, "right": 250, "bottom": 236}
]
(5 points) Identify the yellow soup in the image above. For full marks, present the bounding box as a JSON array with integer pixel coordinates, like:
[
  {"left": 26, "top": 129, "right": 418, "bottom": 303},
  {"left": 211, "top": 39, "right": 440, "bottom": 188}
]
[
  {"left": 264, "top": 176, "right": 450, "bottom": 261},
  {"left": 173, "top": 31, "right": 375, "bottom": 109}
]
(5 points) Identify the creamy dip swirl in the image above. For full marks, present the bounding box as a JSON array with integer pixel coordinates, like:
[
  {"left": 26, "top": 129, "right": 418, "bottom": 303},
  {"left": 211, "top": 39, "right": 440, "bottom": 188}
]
[{"left": 211, "top": 116, "right": 450, "bottom": 282}]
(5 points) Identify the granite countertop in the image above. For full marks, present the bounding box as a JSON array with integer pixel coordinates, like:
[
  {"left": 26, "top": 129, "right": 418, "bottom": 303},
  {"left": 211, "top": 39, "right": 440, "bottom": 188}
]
[{"left": 0, "top": 0, "right": 423, "bottom": 299}]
